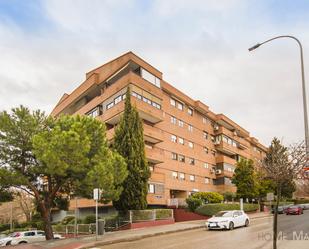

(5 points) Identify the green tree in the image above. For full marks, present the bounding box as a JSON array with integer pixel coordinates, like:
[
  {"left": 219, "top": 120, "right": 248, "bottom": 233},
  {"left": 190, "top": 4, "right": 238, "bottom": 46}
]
[
  {"left": 0, "top": 106, "right": 127, "bottom": 239},
  {"left": 261, "top": 138, "right": 306, "bottom": 249},
  {"left": 232, "top": 159, "right": 258, "bottom": 200},
  {"left": 113, "top": 88, "right": 150, "bottom": 212}
]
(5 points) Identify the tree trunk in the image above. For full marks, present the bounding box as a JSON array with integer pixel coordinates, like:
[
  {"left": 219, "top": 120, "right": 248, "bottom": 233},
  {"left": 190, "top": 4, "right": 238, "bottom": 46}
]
[
  {"left": 38, "top": 202, "right": 54, "bottom": 240},
  {"left": 273, "top": 185, "right": 281, "bottom": 249}
]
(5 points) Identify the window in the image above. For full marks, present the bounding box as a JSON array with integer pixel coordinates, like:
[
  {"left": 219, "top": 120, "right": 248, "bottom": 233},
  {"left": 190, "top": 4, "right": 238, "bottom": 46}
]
[
  {"left": 204, "top": 147, "right": 209, "bottom": 154},
  {"left": 188, "top": 107, "right": 193, "bottom": 116},
  {"left": 172, "top": 171, "right": 178, "bottom": 179},
  {"left": 203, "top": 131, "right": 208, "bottom": 140},
  {"left": 24, "top": 232, "right": 35, "bottom": 236},
  {"left": 179, "top": 173, "right": 185, "bottom": 180},
  {"left": 203, "top": 117, "right": 207, "bottom": 124},
  {"left": 178, "top": 154, "right": 185, "bottom": 163},
  {"left": 149, "top": 165, "right": 154, "bottom": 171},
  {"left": 211, "top": 150, "right": 216, "bottom": 156},
  {"left": 106, "top": 102, "right": 114, "bottom": 110},
  {"left": 204, "top": 163, "right": 209, "bottom": 169},
  {"left": 170, "top": 116, "right": 177, "bottom": 124},
  {"left": 171, "top": 135, "right": 177, "bottom": 143},
  {"left": 189, "top": 175, "right": 195, "bottom": 182},
  {"left": 178, "top": 137, "right": 184, "bottom": 145},
  {"left": 87, "top": 107, "right": 100, "bottom": 118},
  {"left": 177, "top": 102, "right": 183, "bottom": 110},
  {"left": 188, "top": 125, "right": 193, "bottom": 132},
  {"left": 189, "top": 158, "right": 195, "bottom": 165},
  {"left": 210, "top": 135, "right": 215, "bottom": 142},
  {"left": 178, "top": 120, "right": 184, "bottom": 127},
  {"left": 148, "top": 184, "right": 155, "bottom": 193},
  {"left": 170, "top": 98, "right": 176, "bottom": 107},
  {"left": 143, "top": 96, "right": 151, "bottom": 105},
  {"left": 141, "top": 68, "right": 161, "bottom": 88},
  {"left": 171, "top": 152, "right": 178, "bottom": 160},
  {"left": 114, "top": 95, "right": 122, "bottom": 105},
  {"left": 188, "top": 141, "right": 194, "bottom": 148},
  {"left": 152, "top": 102, "right": 161, "bottom": 109}
]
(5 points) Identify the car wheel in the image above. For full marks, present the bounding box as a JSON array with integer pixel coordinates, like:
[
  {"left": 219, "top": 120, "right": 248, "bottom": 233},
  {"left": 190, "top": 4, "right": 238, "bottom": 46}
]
[
  {"left": 229, "top": 222, "right": 234, "bottom": 230},
  {"left": 245, "top": 219, "right": 249, "bottom": 227},
  {"left": 6, "top": 241, "right": 11, "bottom": 246},
  {"left": 19, "top": 241, "right": 27, "bottom": 244}
]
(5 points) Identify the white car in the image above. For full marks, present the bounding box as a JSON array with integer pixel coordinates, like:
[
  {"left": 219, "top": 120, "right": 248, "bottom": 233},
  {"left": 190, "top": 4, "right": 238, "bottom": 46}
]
[
  {"left": 0, "top": 230, "right": 63, "bottom": 246},
  {"left": 205, "top": 210, "right": 250, "bottom": 230}
]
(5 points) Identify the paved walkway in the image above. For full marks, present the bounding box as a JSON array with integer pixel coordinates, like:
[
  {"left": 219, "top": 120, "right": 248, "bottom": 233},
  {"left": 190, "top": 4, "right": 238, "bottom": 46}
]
[{"left": 8, "top": 211, "right": 271, "bottom": 249}]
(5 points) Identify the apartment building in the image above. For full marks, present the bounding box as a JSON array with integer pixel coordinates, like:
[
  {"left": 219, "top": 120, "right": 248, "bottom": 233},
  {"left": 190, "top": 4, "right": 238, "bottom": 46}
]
[{"left": 51, "top": 51, "right": 267, "bottom": 214}]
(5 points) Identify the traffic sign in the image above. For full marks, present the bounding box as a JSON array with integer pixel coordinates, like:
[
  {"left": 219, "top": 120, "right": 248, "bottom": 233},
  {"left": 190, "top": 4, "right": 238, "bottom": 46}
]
[{"left": 266, "top": 193, "right": 274, "bottom": 201}]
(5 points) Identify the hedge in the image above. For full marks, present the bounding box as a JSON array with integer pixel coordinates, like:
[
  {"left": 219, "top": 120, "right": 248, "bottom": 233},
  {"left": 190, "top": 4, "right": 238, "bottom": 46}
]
[
  {"left": 195, "top": 203, "right": 259, "bottom": 216},
  {"left": 293, "top": 199, "right": 309, "bottom": 204}
]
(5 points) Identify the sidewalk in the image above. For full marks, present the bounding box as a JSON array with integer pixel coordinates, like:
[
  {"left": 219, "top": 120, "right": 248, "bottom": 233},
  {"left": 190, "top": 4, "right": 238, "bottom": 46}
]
[{"left": 10, "top": 211, "right": 272, "bottom": 249}]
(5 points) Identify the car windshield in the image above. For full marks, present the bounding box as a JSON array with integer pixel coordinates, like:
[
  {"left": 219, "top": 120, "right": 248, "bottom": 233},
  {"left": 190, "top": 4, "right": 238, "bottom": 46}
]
[{"left": 215, "top": 211, "right": 233, "bottom": 217}]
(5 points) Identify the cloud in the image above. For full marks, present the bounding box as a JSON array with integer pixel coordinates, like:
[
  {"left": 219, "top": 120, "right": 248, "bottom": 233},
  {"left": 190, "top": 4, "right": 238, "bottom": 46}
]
[{"left": 0, "top": 0, "right": 308, "bottom": 146}]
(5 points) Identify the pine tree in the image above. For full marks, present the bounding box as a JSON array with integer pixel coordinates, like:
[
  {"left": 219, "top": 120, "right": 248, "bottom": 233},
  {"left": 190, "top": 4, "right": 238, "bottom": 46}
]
[
  {"left": 232, "top": 158, "right": 258, "bottom": 200},
  {"left": 113, "top": 88, "right": 150, "bottom": 212}
]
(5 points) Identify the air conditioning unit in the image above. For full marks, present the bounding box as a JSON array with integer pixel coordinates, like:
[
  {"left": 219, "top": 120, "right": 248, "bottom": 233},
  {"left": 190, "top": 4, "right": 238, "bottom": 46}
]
[
  {"left": 214, "top": 125, "right": 219, "bottom": 131},
  {"left": 214, "top": 141, "right": 220, "bottom": 145},
  {"left": 215, "top": 169, "right": 222, "bottom": 175},
  {"left": 210, "top": 169, "right": 215, "bottom": 174}
]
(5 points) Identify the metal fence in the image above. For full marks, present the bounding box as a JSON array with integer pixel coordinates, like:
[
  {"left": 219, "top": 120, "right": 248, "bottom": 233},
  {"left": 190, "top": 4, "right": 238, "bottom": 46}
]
[{"left": 52, "top": 209, "right": 173, "bottom": 234}]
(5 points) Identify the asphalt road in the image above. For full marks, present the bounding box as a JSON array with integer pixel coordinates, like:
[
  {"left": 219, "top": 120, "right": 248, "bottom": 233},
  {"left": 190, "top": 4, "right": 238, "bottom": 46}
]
[{"left": 98, "top": 211, "right": 309, "bottom": 249}]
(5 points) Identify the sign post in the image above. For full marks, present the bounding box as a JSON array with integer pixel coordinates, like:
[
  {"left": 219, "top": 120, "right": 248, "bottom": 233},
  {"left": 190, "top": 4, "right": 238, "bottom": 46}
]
[
  {"left": 93, "top": 188, "right": 100, "bottom": 241},
  {"left": 240, "top": 198, "right": 243, "bottom": 211}
]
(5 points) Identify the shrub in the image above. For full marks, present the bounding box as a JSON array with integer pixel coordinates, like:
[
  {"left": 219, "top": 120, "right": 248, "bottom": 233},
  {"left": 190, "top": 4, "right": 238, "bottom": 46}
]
[
  {"left": 293, "top": 199, "right": 309, "bottom": 204},
  {"left": 192, "top": 192, "right": 224, "bottom": 204},
  {"left": 223, "top": 192, "right": 237, "bottom": 202},
  {"left": 131, "top": 210, "right": 153, "bottom": 222},
  {"left": 0, "top": 224, "right": 10, "bottom": 232},
  {"left": 186, "top": 196, "right": 203, "bottom": 212},
  {"left": 61, "top": 216, "right": 75, "bottom": 225},
  {"left": 195, "top": 203, "right": 259, "bottom": 216},
  {"left": 83, "top": 214, "right": 97, "bottom": 224}
]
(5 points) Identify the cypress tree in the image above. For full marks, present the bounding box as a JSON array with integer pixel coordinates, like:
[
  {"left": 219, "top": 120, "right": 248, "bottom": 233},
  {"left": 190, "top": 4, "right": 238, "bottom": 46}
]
[{"left": 113, "top": 88, "right": 150, "bottom": 212}]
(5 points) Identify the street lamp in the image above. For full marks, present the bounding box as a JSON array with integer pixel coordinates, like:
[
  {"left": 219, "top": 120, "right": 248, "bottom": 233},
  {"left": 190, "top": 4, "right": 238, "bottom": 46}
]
[{"left": 249, "top": 35, "right": 309, "bottom": 160}]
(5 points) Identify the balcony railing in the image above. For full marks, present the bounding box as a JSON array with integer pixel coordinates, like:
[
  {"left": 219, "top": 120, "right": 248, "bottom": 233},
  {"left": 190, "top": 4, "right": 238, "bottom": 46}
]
[{"left": 145, "top": 146, "right": 164, "bottom": 164}]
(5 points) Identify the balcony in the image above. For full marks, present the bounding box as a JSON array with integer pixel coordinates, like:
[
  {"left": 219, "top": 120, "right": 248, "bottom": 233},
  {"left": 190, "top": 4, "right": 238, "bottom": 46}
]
[
  {"left": 105, "top": 124, "right": 163, "bottom": 144},
  {"left": 101, "top": 97, "right": 163, "bottom": 125},
  {"left": 106, "top": 127, "right": 115, "bottom": 141},
  {"left": 145, "top": 146, "right": 164, "bottom": 164},
  {"left": 214, "top": 141, "right": 237, "bottom": 156},
  {"left": 150, "top": 172, "right": 165, "bottom": 183},
  {"left": 216, "top": 155, "right": 236, "bottom": 165},
  {"left": 143, "top": 124, "right": 164, "bottom": 144}
]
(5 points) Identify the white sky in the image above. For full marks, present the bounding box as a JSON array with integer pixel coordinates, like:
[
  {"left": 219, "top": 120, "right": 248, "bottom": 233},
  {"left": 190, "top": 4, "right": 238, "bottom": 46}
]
[{"left": 0, "top": 0, "right": 309, "bottom": 146}]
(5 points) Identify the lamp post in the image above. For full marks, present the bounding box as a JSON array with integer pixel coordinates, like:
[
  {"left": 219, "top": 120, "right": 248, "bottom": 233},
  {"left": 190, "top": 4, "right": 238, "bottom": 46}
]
[{"left": 249, "top": 35, "right": 309, "bottom": 160}]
